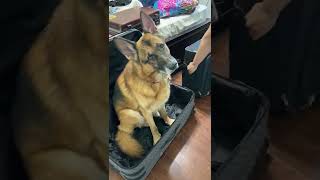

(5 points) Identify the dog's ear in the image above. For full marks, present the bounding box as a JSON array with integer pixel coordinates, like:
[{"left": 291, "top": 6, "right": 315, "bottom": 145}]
[
  {"left": 114, "top": 37, "right": 137, "bottom": 60},
  {"left": 140, "top": 11, "right": 157, "bottom": 33}
]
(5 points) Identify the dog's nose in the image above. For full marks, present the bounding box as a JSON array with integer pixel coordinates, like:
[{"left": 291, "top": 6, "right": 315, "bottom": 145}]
[
  {"left": 168, "top": 56, "right": 178, "bottom": 71},
  {"left": 169, "top": 61, "right": 179, "bottom": 70}
]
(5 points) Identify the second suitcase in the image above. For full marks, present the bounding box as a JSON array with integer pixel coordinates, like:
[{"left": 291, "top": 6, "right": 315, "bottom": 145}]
[
  {"left": 212, "top": 73, "right": 270, "bottom": 180},
  {"left": 182, "top": 40, "right": 211, "bottom": 98}
]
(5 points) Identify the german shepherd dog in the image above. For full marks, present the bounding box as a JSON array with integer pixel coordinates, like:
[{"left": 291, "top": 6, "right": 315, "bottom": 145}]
[
  {"left": 11, "top": 0, "right": 108, "bottom": 179},
  {"left": 113, "top": 12, "right": 179, "bottom": 158}
]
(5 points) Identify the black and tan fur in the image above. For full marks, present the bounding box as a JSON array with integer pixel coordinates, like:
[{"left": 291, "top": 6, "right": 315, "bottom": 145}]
[
  {"left": 113, "top": 12, "right": 179, "bottom": 158},
  {"left": 11, "top": 0, "right": 108, "bottom": 179}
]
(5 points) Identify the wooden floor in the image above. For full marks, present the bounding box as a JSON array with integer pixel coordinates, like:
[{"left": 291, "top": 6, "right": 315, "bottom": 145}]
[
  {"left": 109, "top": 72, "right": 211, "bottom": 180},
  {"left": 255, "top": 105, "right": 320, "bottom": 180}
]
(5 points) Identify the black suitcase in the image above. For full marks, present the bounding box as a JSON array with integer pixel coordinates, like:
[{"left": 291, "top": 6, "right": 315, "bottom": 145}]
[
  {"left": 109, "top": 29, "right": 195, "bottom": 180},
  {"left": 182, "top": 40, "right": 211, "bottom": 98},
  {"left": 212, "top": 73, "right": 269, "bottom": 180}
]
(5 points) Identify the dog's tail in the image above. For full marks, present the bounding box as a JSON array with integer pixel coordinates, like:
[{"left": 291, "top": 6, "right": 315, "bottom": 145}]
[{"left": 116, "top": 130, "right": 143, "bottom": 158}]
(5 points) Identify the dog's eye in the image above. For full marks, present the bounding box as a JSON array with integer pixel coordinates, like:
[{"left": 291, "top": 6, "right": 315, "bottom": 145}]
[
  {"left": 143, "top": 40, "right": 152, "bottom": 47},
  {"left": 146, "top": 54, "right": 156, "bottom": 63},
  {"left": 157, "top": 43, "right": 165, "bottom": 49}
]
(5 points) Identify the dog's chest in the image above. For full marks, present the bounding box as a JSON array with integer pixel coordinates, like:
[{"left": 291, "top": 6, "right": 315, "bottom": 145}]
[
  {"left": 154, "top": 81, "right": 170, "bottom": 103},
  {"left": 138, "top": 80, "right": 170, "bottom": 110}
]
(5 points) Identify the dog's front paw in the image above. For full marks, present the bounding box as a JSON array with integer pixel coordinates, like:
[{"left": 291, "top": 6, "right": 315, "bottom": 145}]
[
  {"left": 165, "top": 117, "right": 175, "bottom": 126},
  {"left": 153, "top": 133, "right": 161, "bottom": 145},
  {"left": 153, "top": 111, "right": 160, "bottom": 117}
]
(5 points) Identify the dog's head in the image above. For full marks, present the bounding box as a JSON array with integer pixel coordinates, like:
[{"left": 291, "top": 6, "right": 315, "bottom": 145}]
[{"left": 114, "top": 11, "right": 179, "bottom": 76}]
